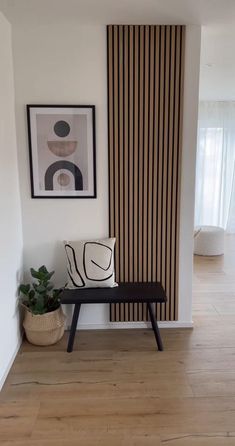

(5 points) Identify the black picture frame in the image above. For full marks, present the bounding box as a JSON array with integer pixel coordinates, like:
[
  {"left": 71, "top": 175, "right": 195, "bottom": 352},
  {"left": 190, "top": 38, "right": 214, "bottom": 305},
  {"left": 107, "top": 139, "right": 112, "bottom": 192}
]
[{"left": 27, "top": 104, "right": 97, "bottom": 198}]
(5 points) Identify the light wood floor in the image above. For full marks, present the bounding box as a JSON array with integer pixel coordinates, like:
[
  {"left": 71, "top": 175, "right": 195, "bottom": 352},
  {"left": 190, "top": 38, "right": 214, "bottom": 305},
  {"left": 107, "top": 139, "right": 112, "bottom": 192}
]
[
  {"left": 193, "top": 234, "right": 235, "bottom": 316},
  {"left": 1, "top": 236, "right": 235, "bottom": 445}
]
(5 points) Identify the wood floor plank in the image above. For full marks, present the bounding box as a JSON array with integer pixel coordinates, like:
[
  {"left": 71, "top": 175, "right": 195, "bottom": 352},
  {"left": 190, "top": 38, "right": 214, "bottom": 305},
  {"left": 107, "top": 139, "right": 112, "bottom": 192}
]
[
  {"left": 0, "top": 433, "right": 162, "bottom": 446},
  {"left": 188, "top": 370, "right": 235, "bottom": 397},
  {"left": 160, "top": 433, "right": 235, "bottom": 445},
  {"left": 1, "top": 235, "right": 235, "bottom": 445},
  {"left": 0, "top": 401, "right": 39, "bottom": 441},
  {"left": 2, "top": 368, "right": 193, "bottom": 401},
  {"left": 29, "top": 397, "right": 235, "bottom": 438}
]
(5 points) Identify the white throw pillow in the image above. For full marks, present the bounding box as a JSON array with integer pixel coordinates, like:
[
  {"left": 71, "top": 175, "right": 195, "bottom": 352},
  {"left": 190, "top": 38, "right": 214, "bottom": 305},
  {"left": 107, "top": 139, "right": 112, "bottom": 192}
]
[{"left": 64, "top": 238, "right": 117, "bottom": 289}]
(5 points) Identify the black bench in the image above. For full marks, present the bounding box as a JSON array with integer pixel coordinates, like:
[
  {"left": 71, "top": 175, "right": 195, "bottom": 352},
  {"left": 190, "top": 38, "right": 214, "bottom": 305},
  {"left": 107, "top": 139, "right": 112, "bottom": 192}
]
[{"left": 61, "top": 282, "right": 167, "bottom": 353}]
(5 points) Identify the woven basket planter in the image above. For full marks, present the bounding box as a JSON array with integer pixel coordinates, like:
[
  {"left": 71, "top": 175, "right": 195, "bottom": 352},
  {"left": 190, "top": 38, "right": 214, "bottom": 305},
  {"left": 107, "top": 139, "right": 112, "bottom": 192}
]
[{"left": 23, "top": 306, "right": 66, "bottom": 346}]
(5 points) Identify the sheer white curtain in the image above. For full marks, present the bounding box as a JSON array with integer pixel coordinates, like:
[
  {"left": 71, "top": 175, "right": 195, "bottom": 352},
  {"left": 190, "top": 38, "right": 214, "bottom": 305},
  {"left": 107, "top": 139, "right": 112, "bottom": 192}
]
[{"left": 195, "top": 101, "right": 235, "bottom": 233}]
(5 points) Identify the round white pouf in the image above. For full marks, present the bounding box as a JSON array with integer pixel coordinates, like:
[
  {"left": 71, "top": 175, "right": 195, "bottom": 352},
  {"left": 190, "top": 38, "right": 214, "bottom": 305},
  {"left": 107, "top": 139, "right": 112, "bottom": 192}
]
[{"left": 194, "top": 225, "right": 225, "bottom": 256}]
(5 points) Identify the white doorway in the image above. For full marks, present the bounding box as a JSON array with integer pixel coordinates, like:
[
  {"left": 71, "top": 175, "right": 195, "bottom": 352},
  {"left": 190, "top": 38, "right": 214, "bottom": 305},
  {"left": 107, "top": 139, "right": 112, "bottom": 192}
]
[{"left": 193, "top": 25, "right": 235, "bottom": 320}]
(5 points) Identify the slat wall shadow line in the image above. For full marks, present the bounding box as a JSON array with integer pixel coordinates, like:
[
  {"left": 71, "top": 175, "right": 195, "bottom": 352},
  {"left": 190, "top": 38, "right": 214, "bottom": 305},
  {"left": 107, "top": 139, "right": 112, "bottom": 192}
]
[{"left": 107, "top": 25, "right": 185, "bottom": 322}]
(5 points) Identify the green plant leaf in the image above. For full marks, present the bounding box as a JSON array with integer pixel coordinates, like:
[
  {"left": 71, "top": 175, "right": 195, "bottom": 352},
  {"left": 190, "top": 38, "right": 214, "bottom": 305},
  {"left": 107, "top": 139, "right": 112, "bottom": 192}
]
[
  {"left": 29, "top": 289, "right": 35, "bottom": 299},
  {"left": 19, "top": 284, "right": 31, "bottom": 296},
  {"left": 30, "top": 268, "right": 41, "bottom": 280},
  {"left": 46, "top": 271, "right": 55, "bottom": 280},
  {"left": 35, "top": 284, "right": 47, "bottom": 294},
  {"left": 53, "top": 288, "right": 62, "bottom": 298},
  {"left": 20, "top": 266, "right": 65, "bottom": 314},
  {"left": 38, "top": 265, "right": 48, "bottom": 274},
  {"left": 33, "top": 295, "right": 46, "bottom": 314}
]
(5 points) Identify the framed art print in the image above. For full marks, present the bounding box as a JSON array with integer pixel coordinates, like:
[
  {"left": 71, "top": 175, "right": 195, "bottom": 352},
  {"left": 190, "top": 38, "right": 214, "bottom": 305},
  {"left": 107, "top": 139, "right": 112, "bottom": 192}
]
[{"left": 27, "top": 105, "right": 96, "bottom": 198}]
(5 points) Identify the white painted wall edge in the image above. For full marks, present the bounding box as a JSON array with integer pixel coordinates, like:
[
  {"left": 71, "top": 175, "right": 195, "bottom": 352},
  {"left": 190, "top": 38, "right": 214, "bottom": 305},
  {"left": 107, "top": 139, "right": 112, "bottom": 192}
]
[
  {"left": 0, "top": 338, "right": 22, "bottom": 391},
  {"left": 0, "top": 11, "right": 23, "bottom": 392},
  {"left": 72, "top": 321, "right": 193, "bottom": 330},
  {"left": 178, "top": 25, "right": 201, "bottom": 322}
]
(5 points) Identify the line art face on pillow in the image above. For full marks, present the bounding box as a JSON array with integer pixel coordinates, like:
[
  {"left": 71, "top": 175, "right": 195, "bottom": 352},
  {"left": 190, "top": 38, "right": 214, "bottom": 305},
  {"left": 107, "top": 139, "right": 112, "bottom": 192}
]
[
  {"left": 65, "top": 244, "right": 85, "bottom": 288},
  {"left": 83, "top": 242, "right": 114, "bottom": 281}
]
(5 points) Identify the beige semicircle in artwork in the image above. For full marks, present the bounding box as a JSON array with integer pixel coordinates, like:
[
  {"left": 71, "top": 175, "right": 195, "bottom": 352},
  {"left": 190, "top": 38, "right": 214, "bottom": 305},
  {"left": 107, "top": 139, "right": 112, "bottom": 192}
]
[
  {"left": 47, "top": 141, "right": 77, "bottom": 157},
  {"left": 57, "top": 172, "right": 71, "bottom": 187}
]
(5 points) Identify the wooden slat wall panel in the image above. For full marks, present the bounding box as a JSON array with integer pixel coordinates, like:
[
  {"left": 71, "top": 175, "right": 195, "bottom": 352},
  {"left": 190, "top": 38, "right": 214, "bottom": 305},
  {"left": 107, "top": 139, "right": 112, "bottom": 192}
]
[{"left": 107, "top": 25, "right": 185, "bottom": 322}]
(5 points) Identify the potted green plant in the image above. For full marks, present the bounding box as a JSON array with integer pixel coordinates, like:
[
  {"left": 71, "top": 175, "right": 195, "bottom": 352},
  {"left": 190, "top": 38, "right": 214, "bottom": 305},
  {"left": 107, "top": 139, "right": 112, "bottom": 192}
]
[{"left": 19, "top": 265, "right": 66, "bottom": 346}]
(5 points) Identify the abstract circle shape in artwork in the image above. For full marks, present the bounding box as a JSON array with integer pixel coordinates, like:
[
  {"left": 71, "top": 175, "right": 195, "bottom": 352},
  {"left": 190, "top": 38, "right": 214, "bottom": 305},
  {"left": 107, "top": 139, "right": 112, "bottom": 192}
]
[
  {"left": 47, "top": 141, "right": 77, "bottom": 157},
  {"left": 54, "top": 120, "right": 70, "bottom": 137},
  {"left": 45, "top": 160, "right": 83, "bottom": 191},
  {"left": 57, "top": 173, "right": 70, "bottom": 187}
]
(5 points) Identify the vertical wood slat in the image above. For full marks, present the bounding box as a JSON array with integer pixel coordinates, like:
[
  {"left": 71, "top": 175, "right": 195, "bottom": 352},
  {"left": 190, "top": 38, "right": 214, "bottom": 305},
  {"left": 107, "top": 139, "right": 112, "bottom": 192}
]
[
  {"left": 107, "top": 26, "right": 115, "bottom": 323},
  {"left": 133, "top": 25, "right": 139, "bottom": 322},
  {"left": 107, "top": 25, "right": 185, "bottom": 322},
  {"left": 162, "top": 25, "right": 170, "bottom": 320},
  {"left": 113, "top": 25, "right": 119, "bottom": 323},
  {"left": 157, "top": 26, "right": 165, "bottom": 320},
  {"left": 124, "top": 25, "right": 129, "bottom": 320},
  {"left": 175, "top": 26, "right": 185, "bottom": 320}
]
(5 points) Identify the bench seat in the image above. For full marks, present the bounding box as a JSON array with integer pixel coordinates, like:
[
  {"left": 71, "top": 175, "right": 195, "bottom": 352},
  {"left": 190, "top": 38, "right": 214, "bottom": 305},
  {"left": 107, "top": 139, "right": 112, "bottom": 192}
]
[{"left": 61, "top": 282, "right": 167, "bottom": 352}]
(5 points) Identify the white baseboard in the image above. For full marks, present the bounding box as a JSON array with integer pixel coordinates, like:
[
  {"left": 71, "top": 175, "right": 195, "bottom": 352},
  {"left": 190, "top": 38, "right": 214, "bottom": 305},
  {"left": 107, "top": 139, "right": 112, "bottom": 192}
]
[
  {"left": 72, "top": 321, "right": 194, "bottom": 330},
  {"left": 0, "top": 338, "right": 22, "bottom": 391}
]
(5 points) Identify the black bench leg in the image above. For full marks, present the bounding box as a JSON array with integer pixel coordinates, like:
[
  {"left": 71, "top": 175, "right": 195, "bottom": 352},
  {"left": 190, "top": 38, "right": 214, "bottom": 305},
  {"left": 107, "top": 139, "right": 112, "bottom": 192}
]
[
  {"left": 147, "top": 303, "right": 164, "bottom": 351},
  {"left": 67, "top": 303, "right": 81, "bottom": 353}
]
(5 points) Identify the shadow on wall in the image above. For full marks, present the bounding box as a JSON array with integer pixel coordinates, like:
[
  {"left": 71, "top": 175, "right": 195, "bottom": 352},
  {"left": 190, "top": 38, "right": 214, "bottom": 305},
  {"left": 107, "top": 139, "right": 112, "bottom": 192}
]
[
  {"left": 23, "top": 241, "right": 67, "bottom": 288},
  {"left": 15, "top": 262, "right": 24, "bottom": 340}
]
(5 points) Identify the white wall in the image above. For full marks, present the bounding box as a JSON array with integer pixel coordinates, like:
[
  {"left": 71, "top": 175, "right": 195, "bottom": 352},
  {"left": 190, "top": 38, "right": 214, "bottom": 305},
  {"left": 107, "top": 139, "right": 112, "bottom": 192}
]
[
  {"left": 0, "top": 12, "right": 23, "bottom": 389},
  {"left": 12, "top": 23, "right": 201, "bottom": 328},
  {"left": 200, "top": 25, "right": 235, "bottom": 101},
  {"left": 13, "top": 24, "right": 109, "bottom": 327},
  {"left": 179, "top": 25, "right": 201, "bottom": 324}
]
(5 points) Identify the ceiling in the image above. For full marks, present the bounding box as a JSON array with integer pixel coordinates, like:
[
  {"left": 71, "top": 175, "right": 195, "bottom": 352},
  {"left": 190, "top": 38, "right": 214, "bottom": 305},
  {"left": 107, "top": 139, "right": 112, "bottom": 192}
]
[
  {"left": 0, "top": 0, "right": 235, "bottom": 100},
  {"left": 0, "top": 0, "right": 235, "bottom": 26}
]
